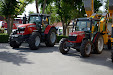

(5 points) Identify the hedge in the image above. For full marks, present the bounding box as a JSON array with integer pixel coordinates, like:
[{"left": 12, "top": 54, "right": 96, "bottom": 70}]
[
  {"left": 0, "top": 33, "right": 9, "bottom": 43},
  {"left": 0, "top": 33, "right": 68, "bottom": 43},
  {"left": 56, "top": 35, "right": 68, "bottom": 43}
]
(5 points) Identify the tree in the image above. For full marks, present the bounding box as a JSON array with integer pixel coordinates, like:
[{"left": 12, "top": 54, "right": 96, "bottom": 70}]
[
  {"left": 54, "top": 0, "right": 85, "bottom": 35},
  {"left": 0, "top": 0, "right": 34, "bottom": 35},
  {"left": 38, "top": 0, "right": 54, "bottom": 14},
  {"left": 29, "top": 11, "right": 35, "bottom": 14},
  {"left": 94, "top": 0, "right": 102, "bottom": 13},
  {"left": 35, "top": 0, "right": 39, "bottom": 13},
  {"left": 105, "top": 0, "right": 109, "bottom": 11}
]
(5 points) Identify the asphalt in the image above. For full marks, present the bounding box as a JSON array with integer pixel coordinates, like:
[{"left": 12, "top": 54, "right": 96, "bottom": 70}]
[{"left": 0, "top": 43, "right": 113, "bottom": 75}]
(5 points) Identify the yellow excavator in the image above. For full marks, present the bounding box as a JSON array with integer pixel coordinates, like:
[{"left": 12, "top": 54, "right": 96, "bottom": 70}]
[
  {"left": 83, "top": 0, "right": 113, "bottom": 62},
  {"left": 59, "top": 0, "right": 112, "bottom": 58}
]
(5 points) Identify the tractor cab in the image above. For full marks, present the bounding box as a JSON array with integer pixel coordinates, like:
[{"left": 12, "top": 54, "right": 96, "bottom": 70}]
[
  {"left": 69, "top": 18, "right": 100, "bottom": 42},
  {"left": 28, "top": 14, "right": 50, "bottom": 32}
]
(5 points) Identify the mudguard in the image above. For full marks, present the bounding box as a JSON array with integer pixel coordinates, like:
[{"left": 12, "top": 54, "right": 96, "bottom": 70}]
[{"left": 44, "top": 25, "right": 56, "bottom": 34}]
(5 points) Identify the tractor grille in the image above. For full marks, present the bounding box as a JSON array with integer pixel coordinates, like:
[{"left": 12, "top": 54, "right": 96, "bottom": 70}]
[
  {"left": 68, "top": 36, "right": 77, "bottom": 41},
  {"left": 17, "top": 27, "right": 25, "bottom": 33},
  {"left": 18, "top": 27, "right": 25, "bottom": 31}
]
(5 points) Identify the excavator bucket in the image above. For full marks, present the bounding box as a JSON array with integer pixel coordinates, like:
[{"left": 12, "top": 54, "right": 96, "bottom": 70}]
[{"left": 83, "top": 0, "right": 94, "bottom": 17}]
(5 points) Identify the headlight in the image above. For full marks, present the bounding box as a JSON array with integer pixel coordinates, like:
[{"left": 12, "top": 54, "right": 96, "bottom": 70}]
[{"left": 12, "top": 29, "right": 16, "bottom": 32}]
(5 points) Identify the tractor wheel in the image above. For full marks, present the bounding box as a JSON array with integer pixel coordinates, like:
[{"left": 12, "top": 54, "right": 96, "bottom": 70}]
[
  {"left": 45, "top": 28, "right": 56, "bottom": 47},
  {"left": 76, "top": 49, "right": 80, "bottom": 52},
  {"left": 111, "top": 51, "right": 113, "bottom": 62},
  {"left": 9, "top": 37, "right": 21, "bottom": 48},
  {"left": 94, "top": 35, "right": 104, "bottom": 54},
  {"left": 108, "top": 39, "right": 111, "bottom": 49},
  {"left": 80, "top": 40, "right": 92, "bottom": 57},
  {"left": 29, "top": 32, "right": 41, "bottom": 50},
  {"left": 59, "top": 38, "right": 70, "bottom": 54}
]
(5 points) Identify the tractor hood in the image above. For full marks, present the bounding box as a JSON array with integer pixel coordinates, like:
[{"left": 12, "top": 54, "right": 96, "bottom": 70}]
[
  {"left": 18, "top": 23, "right": 36, "bottom": 28},
  {"left": 69, "top": 31, "right": 85, "bottom": 36}
]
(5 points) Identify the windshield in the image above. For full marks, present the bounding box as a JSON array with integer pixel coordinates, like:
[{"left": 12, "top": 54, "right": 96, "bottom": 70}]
[
  {"left": 29, "top": 16, "right": 41, "bottom": 23},
  {"left": 75, "top": 21, "right": 91, "bottom": 31}
]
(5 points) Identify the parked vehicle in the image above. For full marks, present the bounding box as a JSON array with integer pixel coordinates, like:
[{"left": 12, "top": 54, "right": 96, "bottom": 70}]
[{"left": 9, "top": 14, "right": 57, "bottom": 50}]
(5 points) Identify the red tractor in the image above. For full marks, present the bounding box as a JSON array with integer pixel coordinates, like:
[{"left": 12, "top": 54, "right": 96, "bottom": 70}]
[
  {"left": 9, "top": 14, "right": 57, "bottom": 50},
  {"left": 59, "top": 18, "right": 104, "bottom": 57}
]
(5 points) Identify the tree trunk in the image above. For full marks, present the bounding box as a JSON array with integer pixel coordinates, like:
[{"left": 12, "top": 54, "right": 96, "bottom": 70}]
[
  {"left": 42, "top": 0, "right": 47, "bottom": 14},
  {"left": 63, "top": 25, "right": 66, "bottom": 36},
  {"left": 10, "top": 18, "right": 14, "bottom": 32},
  {"left": 35, "top": 0, "right": 39, "bottom": 13},
  {"left": 7, "top": 16, "right": 11, "bottom": 35}
]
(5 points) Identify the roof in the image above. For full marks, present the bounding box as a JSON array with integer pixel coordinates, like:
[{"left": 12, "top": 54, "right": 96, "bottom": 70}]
[
  {"left": 53, "top": 22, "right": 62, "bottom": 27},
  {"left": 29, "top": 13, "right": 50, "bottom": 17}
]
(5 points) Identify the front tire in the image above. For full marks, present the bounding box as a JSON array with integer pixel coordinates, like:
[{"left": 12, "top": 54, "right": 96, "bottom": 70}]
[
  {"left": 9, "top": 38, "right": 21, "bottom": 48},
  {"left": 29, "top": 32, "right": 41, "bottom": 50},
  {"left": 59, "top": 38, "right": 70, "bottom": 54},
  {"left": 80, "top": 40, "right": 92, "bottom": 57},
  {"left": 45, "top": 28, "right": 57, "bottom": 47},
  {"left": 94, "top": 35, "right": 104, "bottom": 54}
]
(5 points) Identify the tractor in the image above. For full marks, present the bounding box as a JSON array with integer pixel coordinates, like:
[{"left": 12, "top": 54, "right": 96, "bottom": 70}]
[
  {"left": 9, "top": 14, "right": 57, "bottom": 50},
  {"left": 59, "top": 17, "right": 105, "bottom": 57}
]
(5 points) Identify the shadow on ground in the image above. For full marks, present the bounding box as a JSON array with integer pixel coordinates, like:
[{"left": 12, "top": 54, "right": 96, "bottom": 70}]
[
  {"left": 66, "top": 49, "right": 113, "bottom": 70},
  {"left": 0, "top": 43, "right": 9, "bottom": 49},
  {"left": 14, "top": 44, "right": 59, "bottom": 53},
  {"left": 0, "top": 51, "right": 33, "bottom": 66}
]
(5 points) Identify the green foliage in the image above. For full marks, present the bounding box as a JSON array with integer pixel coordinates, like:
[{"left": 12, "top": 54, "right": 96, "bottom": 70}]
[
  {"left": 57, "top": 35, "right": 68, "bottom": 43},
  {"left": 109, "top": 19, "right": 112, "bottom": 23},
  {"left": 0, "top": 33, "right": 9, "bottom": 43},
  {"left": 94, "top": 0, "right": 102, "bottom": 13},
  {"left": 105, "top": 0, "right": 109, "bottom": 11},
  {"left": 0, "top": 0, "right": 34, "bottom": 35},
  {"left": 97, "top": 10, "right": 103, "bottom": 13},
  {"left": 28, "top": 11, "right": 35, "bottom": 15}
]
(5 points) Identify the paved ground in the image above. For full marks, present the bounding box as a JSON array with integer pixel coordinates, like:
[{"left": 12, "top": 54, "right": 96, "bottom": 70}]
[{"left": 0, "top": 43, "right": 113, "bottom": 75}]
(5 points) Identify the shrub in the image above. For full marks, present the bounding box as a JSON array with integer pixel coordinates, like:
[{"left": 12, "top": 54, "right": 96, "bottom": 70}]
[
  {"left": 109, "top": 19, "right": 112, "bottom": 23},
  {"left": 0, "top": 33, "right": 9, "bottom": 43},
  {"left": 57, "top": 35, "right": 68, "bottom": 43}
]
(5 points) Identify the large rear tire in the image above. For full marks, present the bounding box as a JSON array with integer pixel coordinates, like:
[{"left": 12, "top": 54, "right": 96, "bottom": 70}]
[
  {"left": 94, "top": 35, "right": 104, "bottom": 54},
  {"left": 45, "top": 28, "right": 57, "bottom": 47},
  {"left": 80, "top": 40, "right": 92, "bottom": 57},
  {"left": 108, "top": 39, "right": 111, "bottom": 49},
  {"left": 112, "top": 51, "right": 113, "bottom": 63},
  {"left": 29, "top": 32, "right": 41, "bottom": 50},
  {"left": 59, "top": 38, "right": 70, "bottom": 54}
]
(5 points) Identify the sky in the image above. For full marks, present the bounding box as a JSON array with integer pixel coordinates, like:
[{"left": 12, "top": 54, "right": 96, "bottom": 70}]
[{"left": 18, "top": 1, "right": 105, "bottom": 17}]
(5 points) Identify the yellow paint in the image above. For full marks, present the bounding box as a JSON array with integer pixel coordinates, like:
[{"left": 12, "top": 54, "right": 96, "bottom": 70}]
[
  {"left": 91, "top": 25, "right": 94, "bottom": 33},
  {"left": 85, "top": 0, "right": 94, "bottom": 17},
  {"left": 102, "top": 33, "right": 108, "bottom": 45},
  {"left": 111, "top": 38, "right": 113, "bottom": 43}
]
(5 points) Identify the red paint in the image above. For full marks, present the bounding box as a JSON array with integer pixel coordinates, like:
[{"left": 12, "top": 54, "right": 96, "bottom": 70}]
[
  {"left": 68, "top": 31, "right": 85, "bottom": 43},
  {"left": 93, "top": 33, "right": 99, "bottom": 43},
  {"left": 44, "top": 25, "right": 55, "bottom": 34},
  {"left": 17, "top": 23, "right": 36, "bottom": 35},
  {"left": 2, "top": 22, "right": 17, "bottom": 29},
  {"left": 18, "top": 23, "right": 36, "bottom": 27}
]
